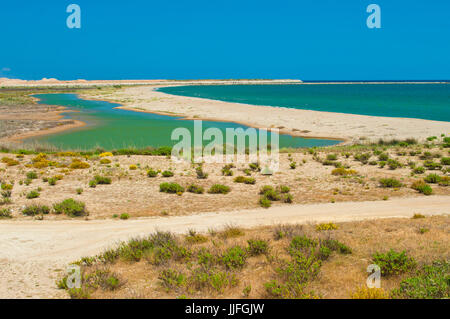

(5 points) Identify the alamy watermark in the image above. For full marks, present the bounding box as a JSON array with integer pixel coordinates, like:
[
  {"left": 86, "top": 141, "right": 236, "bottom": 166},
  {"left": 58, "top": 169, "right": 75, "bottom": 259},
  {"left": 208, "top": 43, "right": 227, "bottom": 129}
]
[
  {"left": 367, "top": 4, "right": 381, "bottom": 29},
  {"left": 66, "top": 4, "right": 81, "bottom": 29}
]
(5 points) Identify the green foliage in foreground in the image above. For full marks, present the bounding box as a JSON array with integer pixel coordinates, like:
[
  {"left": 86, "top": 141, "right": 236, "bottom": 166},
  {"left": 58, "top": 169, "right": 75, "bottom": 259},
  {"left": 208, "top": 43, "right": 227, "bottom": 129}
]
[{"left": 393, "top": 260, "right": 449, "bottom": 299}]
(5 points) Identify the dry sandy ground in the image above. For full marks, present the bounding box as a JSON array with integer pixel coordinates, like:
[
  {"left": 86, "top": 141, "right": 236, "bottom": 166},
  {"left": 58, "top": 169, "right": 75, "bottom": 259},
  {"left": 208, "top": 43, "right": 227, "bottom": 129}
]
[
  {"left": 82, "top": 85, "right": 450, "bottom": 144},
  {"left": 2, "top": 150, "right": 449, "bottom": 219},
  {"left": 0, "top": 195, "right": 449, "bottom": 299}
]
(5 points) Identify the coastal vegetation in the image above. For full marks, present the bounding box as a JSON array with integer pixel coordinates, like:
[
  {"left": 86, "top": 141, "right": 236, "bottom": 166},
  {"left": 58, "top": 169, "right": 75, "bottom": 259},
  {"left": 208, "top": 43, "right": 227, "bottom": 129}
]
[
  {"left": 0, "top": 137, "right": 449, "bottom": 219},
  {"left": 56, "top": 215, "right": 449, "bottom": 299}
]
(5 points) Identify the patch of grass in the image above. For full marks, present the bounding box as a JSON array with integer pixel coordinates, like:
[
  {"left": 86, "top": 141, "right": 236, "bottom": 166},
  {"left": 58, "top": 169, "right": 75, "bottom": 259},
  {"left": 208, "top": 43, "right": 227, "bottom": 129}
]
[{"left": 120, "top": 213, "right": 130, "bottom": 220}]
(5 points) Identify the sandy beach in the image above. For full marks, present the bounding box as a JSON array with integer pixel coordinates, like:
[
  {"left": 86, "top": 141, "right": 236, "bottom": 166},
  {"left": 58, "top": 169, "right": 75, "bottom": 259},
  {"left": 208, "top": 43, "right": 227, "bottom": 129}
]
[{"left": 80, "top": 84, "right": 450, "bottom": 144}]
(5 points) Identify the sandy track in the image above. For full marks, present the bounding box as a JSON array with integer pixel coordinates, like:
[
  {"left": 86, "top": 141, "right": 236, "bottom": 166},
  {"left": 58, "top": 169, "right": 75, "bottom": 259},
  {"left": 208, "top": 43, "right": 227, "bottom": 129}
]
[{"left": 1, "top": 196, "right": 449, "bottom": 299}]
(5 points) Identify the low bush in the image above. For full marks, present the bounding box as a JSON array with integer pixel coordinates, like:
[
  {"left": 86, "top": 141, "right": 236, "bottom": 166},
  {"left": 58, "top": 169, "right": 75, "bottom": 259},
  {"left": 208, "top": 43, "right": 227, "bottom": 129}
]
[
  {"left": 259, "top": 197, "right": 271, "bottom": 208},
  {"left": 379, "top": 178, "right": 402, "bottom": 188},
  {"left": 195, "top": 166, "right": 208, "bottom": 179},
  {"left": 22, "top": 204, "right": 50, "bottom": 216},
  {"left": 162, "top": 170, "right": 174, "bottom": 177},
  {"left": 372, "top": 249, "right": 416, "bottom": 276},
  {"left": 316, "top": 222, "right": 338, "bottom": 231},
  {"left": 0, "top": 208, "right": 12, "bottom": 218},
  {"left": 147, "top": 168, "right": 158, "bottom": 177},
  {"left": 187, "top": 184, "right": 204, "bottom": 194},
  {"left": 208, "top": 184, "right": 230, "bottom": 194},
  {"left": 247, "top": 239, "right": 269, "bottom": 256},
  {"left": 411, "top": 180, "right": 433, "bottom": 195},
  {"left": 69, "top": 159, "right": 90, "bottom": 169},
  {"left": 53, "top": 198, "right": 88, "bottom": 217},
  {"left": 221, "top": 246, "right": 247, "bottom": 270},
  {"left": 413, "top": 166, "right": 425, "bottom": 174},
  {"left": 331, "top": 168, "right": 357, "bottom": 176},
  {"left": 26, "top": 171, "right": 38, "bottom": 180},
  {"left": 160, "top": 182, "right": 185, "bottom": 194},
  {"left": 120, "top": 213, "right": 130, "bottom": 220},
  {"left": 26, "top": 190, "right": 40, "bottom": 199},
  {"left": 159, "top": 269, "right": 186, "bottom": 289},
  {"left": 424, "top": 173, "right": 441, "bottom": 184}
]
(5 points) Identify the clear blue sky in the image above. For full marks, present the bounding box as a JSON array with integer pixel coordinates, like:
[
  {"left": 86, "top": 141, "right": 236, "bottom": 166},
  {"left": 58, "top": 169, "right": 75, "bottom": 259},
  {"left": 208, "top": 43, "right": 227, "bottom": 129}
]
[{"left": 1, "top": 0, "right": 449, "bottom": 80}]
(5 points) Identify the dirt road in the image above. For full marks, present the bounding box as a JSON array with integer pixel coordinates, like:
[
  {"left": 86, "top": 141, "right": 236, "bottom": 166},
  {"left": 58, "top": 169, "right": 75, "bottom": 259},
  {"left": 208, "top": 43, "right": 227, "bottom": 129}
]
[{"left": 1, "top": 196, "right": 449, "bottom": 299}]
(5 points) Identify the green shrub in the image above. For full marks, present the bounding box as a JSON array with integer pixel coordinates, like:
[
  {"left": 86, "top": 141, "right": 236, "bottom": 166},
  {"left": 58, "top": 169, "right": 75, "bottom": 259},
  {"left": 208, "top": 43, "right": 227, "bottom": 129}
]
[
  {"left": 378, "top": 153, "right": 389, "bottom": 161},
  {"left": 279, "top": 185, "right": 290, "bottom": 193},
  {"left": 159, "top": 269, "right": 185, "bottom": 289},
  {"left": 76, "top": 188, "right": 83, "bottom": 195},
  {"left": 22, "top": 204, "right": 50, "bottom": 216},
  {"left": 26, "top": 190, "right": 40, "bottom": 199},
  {"left": 247, "top": 239, "right": 269, "bottom": 256},
  {"left": 393, "top": 260, "right": 449, "bottom": 299},
  {"left": 160, "top": 182, "right": 184, "bottom": 194},
  {"left": 53, "top": 199, "right": 88, "bottom": 217},
  {"left": 440, "top": 157, "right": 450, "bottom": 165},
  {"left": 92, "top": 175, "right": 111, "bottom": 185},
  {"left": 259, "top": 197, "right": 271, "bottom": 208},
  {"left": 0, "top": 208, "right": 12, "bottom": 219},
  {"left": 424, "top": 173, "right": 441, "bottom": 184},
  {"left": 249, "top": 162, "right": 260, "bottom": 171},
  {"left": 26, "top": 171, "right": 38, "bottom": 180},
  {"left": 221, "top": 246, "right": 247, "bottom": 270},
  {"left": 187, "top": 184, "right": 204, "bottom": 194},
  {"left": 289, "top": 162, "right": 297, "bottom": 169},
  {"left": 411, "top": 180, "right": 433, "bottom": 195},
  {"left": 194, "top": 166, "right": 208, "bottom": 179},
  {"left": 413, "top": 166, "right": 425, "bottom": 174},
  {"left": 233, "top": 176, "right": 255, "bottom": 184},
  {"left": 379, "top": 178, "right": 402, "bottom": 188},
  {"left": 320, "top": 239, "right": 352, "bottom": 254},
  {"left": 162, "top": 170, "right": 174, "bottom": 177},
  {"left": 120, "top": 213, "right": 129, "bottom": 220},
  {"left": 289, "top": 236, "right": 317, "bottom": 253},
  {"left": 283, "top": 194, "right": 293, "bottom": 204},
  {"left": 423, "top": 160, "right": 442, "bottom": 170},
  {"left": 387, "top": 159, "right": 402, "bottom": 170},
  {"left": 372, "top": 249, "right": 416, "bottom": 276},
  {"left": 147, "top": 169, "right": 158, "bottom": 177},
  {"left": 208, "top": 184, "right": 230, "bottom": 194}
]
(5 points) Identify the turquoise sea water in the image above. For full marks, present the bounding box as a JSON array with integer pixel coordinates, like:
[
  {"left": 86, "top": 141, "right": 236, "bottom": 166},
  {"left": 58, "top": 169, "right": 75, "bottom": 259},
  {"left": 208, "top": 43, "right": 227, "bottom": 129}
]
[
  {"left": 158, "top": 84, "right": 450, "bottom": 122},
  {"left": 26, "top": 94, "right": 339, "bottom": 150}
]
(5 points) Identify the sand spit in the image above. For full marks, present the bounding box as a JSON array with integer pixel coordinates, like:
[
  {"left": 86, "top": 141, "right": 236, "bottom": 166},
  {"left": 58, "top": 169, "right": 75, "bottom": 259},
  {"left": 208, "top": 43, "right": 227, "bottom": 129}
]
[{"left": 82, "top": 85, "right": 450, "bottom": 144}]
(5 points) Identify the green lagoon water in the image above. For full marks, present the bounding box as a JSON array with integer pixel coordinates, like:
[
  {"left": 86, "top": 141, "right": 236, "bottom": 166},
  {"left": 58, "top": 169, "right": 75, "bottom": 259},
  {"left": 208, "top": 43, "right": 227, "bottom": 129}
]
[
  {"left": 159, "top": 84, "right": 450, "bottom": 122},
  {"left": 27, "top": 94, "right": 339, "bottom": 150}
]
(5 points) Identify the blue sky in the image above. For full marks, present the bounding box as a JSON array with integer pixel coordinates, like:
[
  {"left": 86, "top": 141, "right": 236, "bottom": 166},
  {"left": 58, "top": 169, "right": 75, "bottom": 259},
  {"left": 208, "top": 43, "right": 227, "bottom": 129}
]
[{"left": 0, "top": 0, "right": 449, "bottom": 80}]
